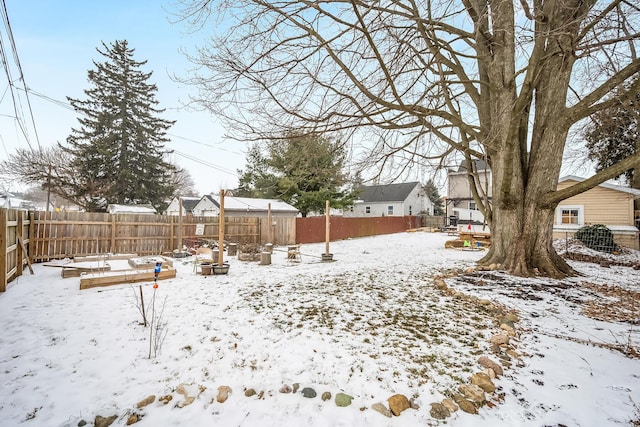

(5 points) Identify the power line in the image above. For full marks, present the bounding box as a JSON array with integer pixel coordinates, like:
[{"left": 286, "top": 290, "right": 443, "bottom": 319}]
[{"left": 0, "top": 0, "right": 40, "bottom": 149}]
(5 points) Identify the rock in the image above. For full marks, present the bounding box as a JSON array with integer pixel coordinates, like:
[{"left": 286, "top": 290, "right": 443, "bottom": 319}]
[
  {"left": 442, "top": 398, "right": 458, "bottom": 413},
  {"left": 484, "top": 368, "right": 496, "bottom": 379},
  {"left": 371, "top": 402, "right": 392, "bottom": 418},
  {"left": 502, "top": 313, "right": 519, "bottom": 323},
  {"left": 488, "top": 263, "right": 498, "bottom": 270},
  {"left": 321, "top": 392, "right": 331, "bottom": 401},
  {"left": 434, "top": 278, "right": 448, "bottom": 290},
  {"left": 176, "top": 383, "right": 197, "bottom": 407},
  {"left": 245, "top": 388, "right": 256, "bottom": 397},
  {"left": 335, "top": 393, "right": 353, "bottom": 407},
  {"left": 455, "top": 397, "right": 478, "bottom": 414},
  {"left": 301, "top": 388, "right": 317, "bottom": 398},
  {"left": 489, "top": 333, "right": 510, "bottom": 345},
  {"left": 387, "top": 394, "right": 410, "bottom": 416},
  {"left": 506, "top": 349, "right": 520, "bottom": 359},
  {"left": 159, "top": 395, "right": 173, "bottom": 405},
  {"left": 292, "top": 383, "right": 300, "bottom": 393},
  {"left": 429, "top": 402, "right": 450, "bottom": 419},
  {"left": 279, "top": 384, "right": 292, "bottom": 393},
  {"left": 136, "top": 395, "right": 155, "bottom": 409},
  {"left": 478, "top": 356, "right": 504, "bottom": 377},
  {"left": 78, "top": 421, "right": 87, "bottom": 427},
  {"left": 478, "top": 299, "right": 491, "bottom": 305},
  {"left": 470, "top": 372, "right": 496, "bottom": 393},
  {"left": 94, "top": 415, "right": 118, "bottom": 427},
  {"left": 217, "top": 386, "right": 232, "bottom": 403},
  {"left": 257, "top": 390, "right": 265, "bottom": 399},
  {"left": 500, "top": 323, "right": 516, "bottom": 335},
  {"left": 126, "top": 413, "right": 139, "bottom": 425},
  {"left": 459, "top": 384, "right": 486, "bottom": 403}
]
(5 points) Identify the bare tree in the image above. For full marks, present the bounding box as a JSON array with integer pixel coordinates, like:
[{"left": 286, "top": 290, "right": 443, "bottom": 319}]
[
  {"left": 175, "top": 0, "right": 640, "bottom": 277},
  {"left": 0, "top": 145, "right": 108, "bottom": 210}
]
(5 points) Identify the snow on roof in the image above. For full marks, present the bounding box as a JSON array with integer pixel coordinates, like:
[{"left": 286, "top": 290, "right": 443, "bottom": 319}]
[
  {"left": 208, "top": 195, "right": 299, "bottom": 213},
  {"left": 107, "top": 204, "right": 156, "bottom": 214},
  {"left": 559, "top": 175, "right": 640, "bottom": 198}
]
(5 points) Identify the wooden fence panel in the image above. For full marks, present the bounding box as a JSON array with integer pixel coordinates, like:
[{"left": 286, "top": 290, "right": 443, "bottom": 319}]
[
  {"left": 1, "top": 208, "right": 32, "bottom": 291},
  {"left": 296, "top": 215, "right": 421, "bottom": 244}
]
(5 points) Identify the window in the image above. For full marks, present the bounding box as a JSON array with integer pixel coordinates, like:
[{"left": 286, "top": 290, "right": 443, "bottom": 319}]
[
  {"left": 409, "top": 205, "right": 412, "bottom": 215},
  {"left": 387, "top": 205, "right": 394, "bottom": 215},
  {"left": 561, "top": 209, "right": 579, "bottom": 224},
  {"left": 365, "top": 206, "right": 371, "bottom": 214},
  {"left": 555, "top": 205, "right": 584, "bottom": 226},
  {"left": 469, "top": 202, "right": 477, "bottom": 210}
]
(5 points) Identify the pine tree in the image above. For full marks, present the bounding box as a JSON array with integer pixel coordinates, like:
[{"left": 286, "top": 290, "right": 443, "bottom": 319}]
[
  {"left": 423, "top": 180, "right": 444, "bottom": 215},
  {"left": 237, "top": 134, "right": 356, "bottom": 216},
  {"left": 66, "top": 40, "right": 176, "bottom": 212}
]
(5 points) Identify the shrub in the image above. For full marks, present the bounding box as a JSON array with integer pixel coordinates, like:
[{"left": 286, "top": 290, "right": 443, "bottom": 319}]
[{"left": 575, "top": 224, "right": 618, "bottom": 253}]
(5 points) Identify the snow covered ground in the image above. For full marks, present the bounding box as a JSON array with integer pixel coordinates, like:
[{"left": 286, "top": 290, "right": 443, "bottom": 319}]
[{"left": 0, "top": 232, "right": 638, "bottom": 427}]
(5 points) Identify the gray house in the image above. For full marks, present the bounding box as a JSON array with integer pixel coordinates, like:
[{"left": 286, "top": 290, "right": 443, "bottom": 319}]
[{"left": 344, "top": 182, "right": 432, "bottom": 217}]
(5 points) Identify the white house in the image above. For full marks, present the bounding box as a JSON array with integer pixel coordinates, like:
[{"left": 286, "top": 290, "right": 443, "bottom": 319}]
[
  {"left": 164, "top": 196, "right": 201, "bottom": 216},
  {"left": 343, "top": 181, "right": 432, "bottom": 217},
  {"left": 192, "top": 194, "right": 299, "bottom": 218}
]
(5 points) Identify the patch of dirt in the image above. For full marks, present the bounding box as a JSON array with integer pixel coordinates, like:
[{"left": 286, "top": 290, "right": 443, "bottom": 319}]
[{"left": 581, "top": 282, "right": 640, "bottom": 324}]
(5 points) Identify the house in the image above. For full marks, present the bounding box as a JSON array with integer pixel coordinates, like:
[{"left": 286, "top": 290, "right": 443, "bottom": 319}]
[
  {"left": 0, "top": 192, "right": 54, "bottom": 211},
  {"left": 164, "top": 196, "right": 201, "bottom": 216},
  {"left": 192, "top": 194, "right": 299, "bottom": 218},
  {"left": 107, "top": 204, "right": 157, "bottom": 214},
  {"left": 343, "top": 181, "right": 432, "bottom": 217},
  {"left": 446, "top": 159, "right": 492, "bottom": 218},
  {"left": 554, "top": 176, "right": 640, "bottom": 250}
]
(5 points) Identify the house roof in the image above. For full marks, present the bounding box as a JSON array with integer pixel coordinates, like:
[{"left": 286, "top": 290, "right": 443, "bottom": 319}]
[
  {"left": 202, "top": 195, "right": 298, "bottom": 213},
  {"left": 457, "top": 159, "right": 489, "bottom": 172},
  {"left": 356, "top": 182, "right": 420, "bottom": 203},
  {"left": 179, "top": 197, "right": 201, "bottom": 213},
  {"left": 559, "top": 175, "right": 640, "bottom": 198}
]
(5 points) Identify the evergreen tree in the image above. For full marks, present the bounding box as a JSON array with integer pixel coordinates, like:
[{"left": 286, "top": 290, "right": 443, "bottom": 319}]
[
  {"left": 237, "top": 133, "right": 356, "bottom": 216},
  {"left": 423, "top": 180, "right": 444, "bottom": 215},
  {"left": 66, "top": 40, "right": 176, "bottom": 212}
]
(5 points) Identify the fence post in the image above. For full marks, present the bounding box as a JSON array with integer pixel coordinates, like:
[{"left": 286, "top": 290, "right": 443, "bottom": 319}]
[
  {"left": 111, "top": 215, "right": 116, "bottom": 253},
  {"left": 0, "top": 209, "right": 7, "bottom": 292},
  {"left": 169, "top": 216, "right": 174, "bottom": 253},
  {"left": 16, "top": 210, "right": 23, "bottom": 277},
  {"left": 29, "top": 211, "right": 35, "bottom": 264}
]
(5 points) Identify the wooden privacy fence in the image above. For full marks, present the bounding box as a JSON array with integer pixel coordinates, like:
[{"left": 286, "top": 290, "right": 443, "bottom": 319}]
[
  {"left": 296, "top": 215, "right": 421, "bottom": 244},
  {"left": 1, "top": 208, "right": 297, "bottom": 290},
  {"left": 0, "top": 209, "right": 32, "bottom": 292},
  {"left": 28, "top": 211, "right": 266, "bottom": 262}
]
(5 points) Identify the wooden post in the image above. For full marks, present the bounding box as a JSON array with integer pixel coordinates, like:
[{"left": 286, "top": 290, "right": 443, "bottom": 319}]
[
  {"left": 325, "top": 200, "right": 330, "bottom": 256},
  {"left": 16, "top": 210, "right": 24, "bottom": 276},
  {"left": 169, "top": 216, "right": 174, "bottom": 254},
  {"left": 267, "top": 202, "right": 272, "bottom": 245},
  {"left": 110, "top": 216, "right": 116, "bottom": 253},
  {"left": 218, "top": 189, "right": 225, "bottom": 266},
  {"left": 178, "top": 197, "right": 183, "bottom": 250},
  {"left": 28, "top": 211, "right": 35, "bottom": 265},
  {"left": 0, "top": 208, "right": 7, "bottom": 292}
]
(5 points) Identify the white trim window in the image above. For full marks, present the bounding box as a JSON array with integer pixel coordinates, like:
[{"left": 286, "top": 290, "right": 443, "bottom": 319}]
[
  {"left": 365, "top": 206, "right": 371, "bottom": 214},
  {"left": 387, "top": 205, "right": 394, "bottom": 216},
  {"left": 556, "top": 205, "right": 584, "bottom": 226}
]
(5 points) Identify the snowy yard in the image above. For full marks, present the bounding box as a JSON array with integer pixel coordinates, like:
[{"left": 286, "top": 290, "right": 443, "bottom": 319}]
[{"left": 0, "top": 232, "right": 639, "bottom": 427}]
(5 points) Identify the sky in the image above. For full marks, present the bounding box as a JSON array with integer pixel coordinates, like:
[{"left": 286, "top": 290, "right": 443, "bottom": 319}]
[
  {"left": 0, "top": 231, "right": 638, "bottom": 426},
  {"left": 0, "top": 0, "right": 244, "bottom": 195}
]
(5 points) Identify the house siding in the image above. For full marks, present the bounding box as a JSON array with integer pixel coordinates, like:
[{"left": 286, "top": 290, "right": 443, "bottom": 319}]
[
  {"left": 554, "top": 180, "right": 639, "bottom": 250},
  {"left": 556, "top": 182, "right": 634, "bottom": 226}
]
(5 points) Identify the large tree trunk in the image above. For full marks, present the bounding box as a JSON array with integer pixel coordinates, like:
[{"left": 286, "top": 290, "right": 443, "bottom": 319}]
[{"left": 473, "top": 0, "right": 589, "bottom": 278}]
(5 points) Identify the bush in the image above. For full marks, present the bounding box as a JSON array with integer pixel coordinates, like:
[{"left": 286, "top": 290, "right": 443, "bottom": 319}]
[{"left": 575, "top": 224, "right": 618, "bottom": 253}]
